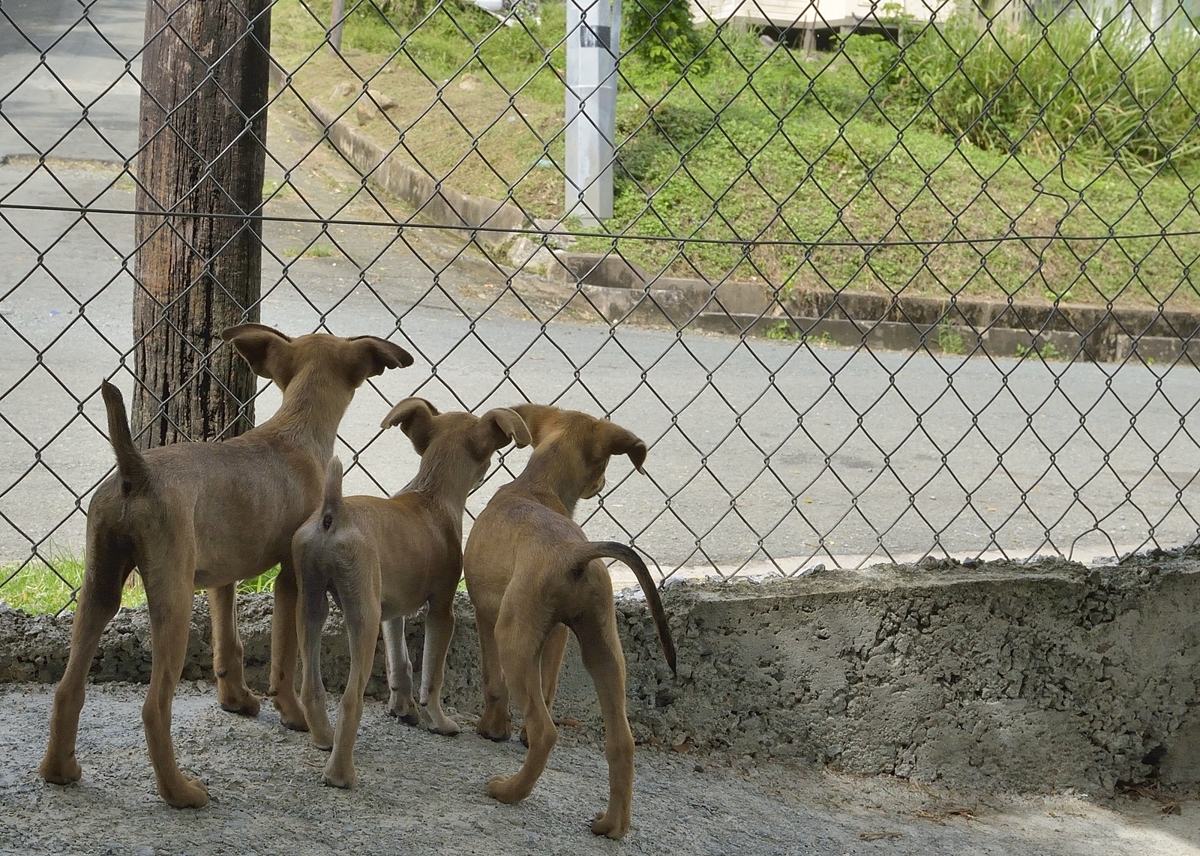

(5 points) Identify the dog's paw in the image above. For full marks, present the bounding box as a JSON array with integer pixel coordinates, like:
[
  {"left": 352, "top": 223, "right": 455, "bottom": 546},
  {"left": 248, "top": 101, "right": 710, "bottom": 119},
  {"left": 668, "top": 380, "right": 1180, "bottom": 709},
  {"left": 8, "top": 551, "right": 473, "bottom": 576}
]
[
  {"left": 321, "top": 763, "right": 356, "bottom": 790},
  {"left": 387, "top": 695, "right": 422, "bottom": 727},
  {"left": 160, "top": 775, "right": 209, "bottom": 809},
  {"left": 427, "top": 713, "right": 461, "bottom": 737},
  {"left": 591, "top": 810, "right": 631, "bottom": 840},
  {"left": 485, "top": 774, "right": 518, "bottom": 803},
  {"left": 39, "top": 752, "right": 82, "bottom": 785},
  {"left": 217, "top": 684, "right": 261, "bottom": 718},
  {"left": 476, "top": 723, "right": 511, "bottom": 742},
  {"left": 387, "top": 707, "right": 422, "bottom": 728},
  {"left": 274, "top": 698, "right": 309, "bottom": 733}
]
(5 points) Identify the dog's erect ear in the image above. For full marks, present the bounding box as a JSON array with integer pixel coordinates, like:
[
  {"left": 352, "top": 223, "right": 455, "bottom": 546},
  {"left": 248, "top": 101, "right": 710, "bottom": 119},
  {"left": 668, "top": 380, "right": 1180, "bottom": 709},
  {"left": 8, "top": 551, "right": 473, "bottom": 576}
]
[
  {"left": 381, "top": 397, "right": 438, "bottom": 454},
  {"left": 473, "top": 407, "right": 532, "bottom": 456},
  {"left": 604, "top": 422, "right": 648, "bottom": 474},
  {"left": 346, "top": 335, "right": 415, "bottom": 383},
  {"left": 222, "top": 324, "right": 295, "bottom": 384},
  {"left": 511, "top": 403, "right": 561, "bottom": 447}
]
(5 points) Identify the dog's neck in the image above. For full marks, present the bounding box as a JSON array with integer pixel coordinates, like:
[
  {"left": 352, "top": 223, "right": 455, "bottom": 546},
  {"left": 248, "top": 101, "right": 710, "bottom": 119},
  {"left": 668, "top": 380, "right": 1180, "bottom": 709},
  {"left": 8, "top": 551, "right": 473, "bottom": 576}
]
[
  {"left": 401, "top": 451, "right": 478, "bottom": 539},
  {"left": 516, "top": 445, "right": 590, "bottom": 518},
  {"left": 256, "top": 376, "right": 355, "bottom": 464}
]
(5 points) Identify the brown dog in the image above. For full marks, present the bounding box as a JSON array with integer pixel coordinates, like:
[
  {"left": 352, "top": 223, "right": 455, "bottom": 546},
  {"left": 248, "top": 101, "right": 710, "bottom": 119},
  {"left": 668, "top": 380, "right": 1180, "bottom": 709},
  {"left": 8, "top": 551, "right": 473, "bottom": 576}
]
[
  {"left": 291, "top": 398, "right": 531, "bottom": 789},
  {"left": 463, "top": 403, "right": 676, "bottom": 839},
  {"left": 39, "top": 324, "right": 413, "bottom": 808}
]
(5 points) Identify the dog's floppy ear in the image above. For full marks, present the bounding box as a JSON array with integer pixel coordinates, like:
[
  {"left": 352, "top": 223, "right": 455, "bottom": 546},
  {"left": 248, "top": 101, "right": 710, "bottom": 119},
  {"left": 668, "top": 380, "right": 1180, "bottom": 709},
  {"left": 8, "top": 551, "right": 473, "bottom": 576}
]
[
  {"left": 381, "top": 397, "right": 439, "bottom": 454},
  {"left": 604, "top": 422, "right": 648, "bottom": 474},
  {"left": 222, "top": 324, "right": 295, "bottom": 384},
  {"left": 473, "top": 407, "right": 532, "bottom": 456},
  {"left": 511, "top": 403, "right": 560, "bottom": 447},
  {"left": 346, "top": 335, "right": 415, "bottom": 383}
]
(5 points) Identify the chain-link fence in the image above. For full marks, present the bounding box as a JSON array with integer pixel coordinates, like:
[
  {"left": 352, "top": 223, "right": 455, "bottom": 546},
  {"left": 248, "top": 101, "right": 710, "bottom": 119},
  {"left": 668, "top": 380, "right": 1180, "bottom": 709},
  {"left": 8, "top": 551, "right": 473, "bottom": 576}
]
[{"left": 3, "top": 0, "right": 1200, "bottom": 614}]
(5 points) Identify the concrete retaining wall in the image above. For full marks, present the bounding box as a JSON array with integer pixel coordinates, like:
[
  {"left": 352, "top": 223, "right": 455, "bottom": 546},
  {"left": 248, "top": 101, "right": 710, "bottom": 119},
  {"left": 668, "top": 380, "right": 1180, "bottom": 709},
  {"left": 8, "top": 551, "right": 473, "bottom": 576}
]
[{"left": 6, "top": 551, "right": 1200, "bottom": 794}]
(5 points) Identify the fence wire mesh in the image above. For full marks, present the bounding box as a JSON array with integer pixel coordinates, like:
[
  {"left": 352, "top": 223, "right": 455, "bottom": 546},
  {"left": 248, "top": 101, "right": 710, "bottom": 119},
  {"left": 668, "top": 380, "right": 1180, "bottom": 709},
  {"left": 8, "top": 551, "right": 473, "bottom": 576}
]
[{"left": 3, "top": 0, "right": 1200, "bottom": 614}]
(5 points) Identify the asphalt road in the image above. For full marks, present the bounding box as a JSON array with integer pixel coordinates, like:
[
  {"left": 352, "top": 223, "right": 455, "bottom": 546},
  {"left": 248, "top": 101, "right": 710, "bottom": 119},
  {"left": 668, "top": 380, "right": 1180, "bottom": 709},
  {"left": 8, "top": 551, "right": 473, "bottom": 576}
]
[
  {"left": 1, "top": 0, "right": 1198, "bottom": 579},
  {"left": 0, "top": 0, "right": 143, "bottom": 162}
]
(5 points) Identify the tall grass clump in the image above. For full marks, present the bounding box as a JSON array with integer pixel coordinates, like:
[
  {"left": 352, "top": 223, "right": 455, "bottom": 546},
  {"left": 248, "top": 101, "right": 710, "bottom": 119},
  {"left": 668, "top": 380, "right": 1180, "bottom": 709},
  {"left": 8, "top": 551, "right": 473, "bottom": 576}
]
[{"left": 896, "top": 12, "right": 1200, "bottom": 172}]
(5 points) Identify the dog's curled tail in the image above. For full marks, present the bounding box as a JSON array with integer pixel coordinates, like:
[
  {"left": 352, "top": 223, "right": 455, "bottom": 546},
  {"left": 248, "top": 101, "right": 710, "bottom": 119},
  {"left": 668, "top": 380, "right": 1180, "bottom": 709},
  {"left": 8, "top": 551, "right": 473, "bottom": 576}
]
[
  {"left": 318, "top": 456, "right": 346, "bottom": 533},
  {"left": 100, "top": 381, "right": 152, "bottom": 496},
  {"left": 572, "top": 542, "right": 677, "bottom": 676}
]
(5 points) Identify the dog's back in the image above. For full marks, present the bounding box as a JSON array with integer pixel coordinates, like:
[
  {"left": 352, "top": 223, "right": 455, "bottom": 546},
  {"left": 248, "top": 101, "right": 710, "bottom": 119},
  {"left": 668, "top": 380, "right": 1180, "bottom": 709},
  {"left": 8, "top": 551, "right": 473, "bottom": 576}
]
[{"left": 471, "top": 493, "right": 675, "bottom": 671}]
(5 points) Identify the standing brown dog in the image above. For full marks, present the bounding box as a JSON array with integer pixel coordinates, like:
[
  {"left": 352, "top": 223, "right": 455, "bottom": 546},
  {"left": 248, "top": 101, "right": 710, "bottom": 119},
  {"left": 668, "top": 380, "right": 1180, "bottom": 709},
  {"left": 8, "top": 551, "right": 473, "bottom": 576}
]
[
  {"left": 463, "top": 403, "right": 676, "bottom": 840},
  {"left": 291, "top": 398, "right": 531, "bottom": 789},
  {"left": 39, "top": 324, "right": 413, "bottom": 808}
]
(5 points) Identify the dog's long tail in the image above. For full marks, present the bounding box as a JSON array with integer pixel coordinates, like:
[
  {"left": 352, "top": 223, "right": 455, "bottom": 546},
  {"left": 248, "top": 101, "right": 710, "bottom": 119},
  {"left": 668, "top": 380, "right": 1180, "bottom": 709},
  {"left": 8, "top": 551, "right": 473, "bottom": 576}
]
[
  {"left": 318, "top": 456, "right": 346, "bottom": 533},
  {"left": 100, "top": 381, "right": 152, "bottom": 496},
  {"left": 571, "top": 542, "right": 677, "bottom": 676}
]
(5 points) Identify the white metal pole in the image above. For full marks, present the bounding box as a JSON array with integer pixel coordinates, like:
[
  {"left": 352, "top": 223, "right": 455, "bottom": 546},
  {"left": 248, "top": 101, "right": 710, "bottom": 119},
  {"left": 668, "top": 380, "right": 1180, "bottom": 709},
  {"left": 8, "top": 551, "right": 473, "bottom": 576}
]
[{"left": 565, "top": 0, "right": 618, "bottom": 225}]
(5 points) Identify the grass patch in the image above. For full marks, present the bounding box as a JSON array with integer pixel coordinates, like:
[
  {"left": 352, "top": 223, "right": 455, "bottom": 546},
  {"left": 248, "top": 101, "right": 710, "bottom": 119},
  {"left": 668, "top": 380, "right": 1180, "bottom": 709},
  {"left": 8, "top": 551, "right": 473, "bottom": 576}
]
[
  {"left": 269, "top": 0, "right": 1200, "bottom": 309},
  {"left": 0, "top": 556, "right": 280, "bottom": 615},
  {"left": 301, "top": 243, "right": 337, "bottom": 258},
  {"left": 0, "top": 552, "right": 144, "bottom": 615}
]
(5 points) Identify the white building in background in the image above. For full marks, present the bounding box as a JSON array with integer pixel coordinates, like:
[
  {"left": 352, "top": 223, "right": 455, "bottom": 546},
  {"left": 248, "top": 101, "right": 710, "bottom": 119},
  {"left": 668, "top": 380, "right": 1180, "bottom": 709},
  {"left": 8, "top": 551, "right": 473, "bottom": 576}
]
[{"left": 690, "top": 0, "right": 957, "bottom": 42}]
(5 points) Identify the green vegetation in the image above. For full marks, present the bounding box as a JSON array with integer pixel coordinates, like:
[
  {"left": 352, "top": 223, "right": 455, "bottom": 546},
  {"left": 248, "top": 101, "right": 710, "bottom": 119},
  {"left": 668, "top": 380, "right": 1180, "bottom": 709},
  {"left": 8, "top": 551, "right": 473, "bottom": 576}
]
[
  {"left": 623, "top": 0, "right": 704, "bottom": 69},
  {"left": 269, "top": 0, "right": 1200, "bottom": 309},
  {"left": 1, "top": 556, "right": 279, "bottom": 615},
  {"left": 0, "top": 552, "right": 123, "bottom": 615},
  {"left": 765, "top": 320, "right": 800, "bottom": 341},
  {"left": 936, "top": 317, "right": 965, "bottom": 355},
  {"left": 1016, "top": 340, "right": 1065, "bottom": 361}
]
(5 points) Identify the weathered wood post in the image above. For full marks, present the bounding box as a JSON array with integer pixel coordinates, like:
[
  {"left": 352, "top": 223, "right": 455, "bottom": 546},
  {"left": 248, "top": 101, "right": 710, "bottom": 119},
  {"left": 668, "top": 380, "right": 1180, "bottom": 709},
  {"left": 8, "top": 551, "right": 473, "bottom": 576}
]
[{"left": 133, "top": 0, "right": 272, "bottom": 447}]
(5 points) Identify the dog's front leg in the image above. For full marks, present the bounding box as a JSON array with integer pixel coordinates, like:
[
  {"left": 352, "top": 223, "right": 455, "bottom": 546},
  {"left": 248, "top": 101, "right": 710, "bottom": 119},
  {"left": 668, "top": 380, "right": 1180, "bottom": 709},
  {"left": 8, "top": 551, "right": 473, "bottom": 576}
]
[
  {"left": 474, "top": 610, "right": 512, "bottom": 740},
  {"left": 208, "top": 584, "right": 259, "bottom": 716},
  {"left": 324, "top": 594, "right": 382, "bottom": 789},
  {"left": 382, "top": 616, "right": 420, "bottom": 725},
  {"left": 269, "top": 560, "right": 307, "bottom": 731},
  {"left": 419, "top": 594, "right": 460, "bottom": 735},
  {"left": 297, "top": 572, "right": 334, "bottom": 750}
]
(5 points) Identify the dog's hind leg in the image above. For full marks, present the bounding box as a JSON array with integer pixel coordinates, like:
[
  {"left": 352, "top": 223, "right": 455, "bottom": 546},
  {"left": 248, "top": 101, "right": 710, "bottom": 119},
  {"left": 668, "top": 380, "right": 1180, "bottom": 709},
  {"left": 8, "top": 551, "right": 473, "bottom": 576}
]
[
  {"left": 419, "top": 591, "right": 460, "bottom": 735},
  {"left": 474, "top": 609, "right": 511, "bottom": 741},
  {"left": 323, "top": 584, "right": 381, "bottom": 790},
  {"left": 382, "top": 615, "right": 419, "bottom": 725},
  {"left": 40, "top": 525, "right": 133, "bottom": 786},
  {"left": 486, "top": 614, "right": 557, "bottom": 804},
  {"left": 142, "top": 545, "right": 210, "bottom": 808},
  {"left": 575, "top": 612, "right": 635, "bottom": 839},
  {"left": 520, "top": 623, "right": 568, "bottom": 746},
  {"left": 269, "top": 559, "right": 307, "bottom": 731},
  {"left": 208, "top": 583, "right": 259, "bottom": 716}
]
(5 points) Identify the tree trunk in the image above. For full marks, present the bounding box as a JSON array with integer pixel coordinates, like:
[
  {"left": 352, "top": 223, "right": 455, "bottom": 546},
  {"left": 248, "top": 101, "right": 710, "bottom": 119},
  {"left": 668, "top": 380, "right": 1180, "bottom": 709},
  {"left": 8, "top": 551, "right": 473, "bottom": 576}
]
[{"left": 133, "top": 0, "right": 271, "bottom": 449}]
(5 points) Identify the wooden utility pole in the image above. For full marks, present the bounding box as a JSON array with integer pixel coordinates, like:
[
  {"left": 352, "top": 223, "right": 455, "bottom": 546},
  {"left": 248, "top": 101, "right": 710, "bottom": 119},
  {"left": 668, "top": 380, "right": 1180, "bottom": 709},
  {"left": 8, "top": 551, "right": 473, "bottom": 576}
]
[{"left": 133, "top": 0, "right": 272, "bottom": 448}]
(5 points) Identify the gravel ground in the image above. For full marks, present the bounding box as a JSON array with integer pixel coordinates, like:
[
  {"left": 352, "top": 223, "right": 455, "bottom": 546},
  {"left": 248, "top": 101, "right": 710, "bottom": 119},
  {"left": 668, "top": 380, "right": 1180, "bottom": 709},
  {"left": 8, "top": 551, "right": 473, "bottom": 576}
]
[{"left": 2, "top": 682, "right": 1198, "bottom": 855}]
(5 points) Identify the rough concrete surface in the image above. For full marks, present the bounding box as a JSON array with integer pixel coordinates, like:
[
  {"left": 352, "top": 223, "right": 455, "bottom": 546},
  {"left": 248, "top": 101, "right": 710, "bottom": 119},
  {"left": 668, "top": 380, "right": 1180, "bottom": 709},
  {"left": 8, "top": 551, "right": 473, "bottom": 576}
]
[{"left": 6, "top": 553, "right": 1200, "bottom": 852}]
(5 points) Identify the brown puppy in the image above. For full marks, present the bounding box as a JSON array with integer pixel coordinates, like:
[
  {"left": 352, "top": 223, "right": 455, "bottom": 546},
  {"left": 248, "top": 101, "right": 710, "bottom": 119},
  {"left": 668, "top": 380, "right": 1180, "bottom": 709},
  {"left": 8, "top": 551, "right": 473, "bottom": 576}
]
[
  {"left": 292, "top": 398, "right": 531, "bottom": 789},
  {"left": 463, "top": 403, "right": 676, "bottom": 840},
  {"left": 39, "top": 325, "right": 413, "bottom": 808}
]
